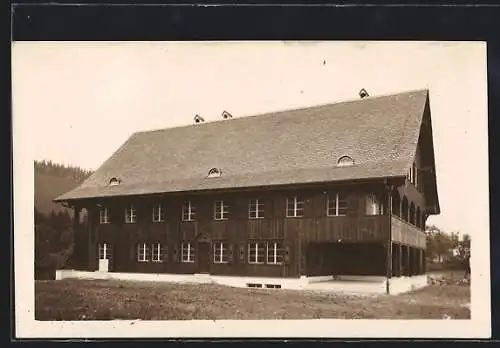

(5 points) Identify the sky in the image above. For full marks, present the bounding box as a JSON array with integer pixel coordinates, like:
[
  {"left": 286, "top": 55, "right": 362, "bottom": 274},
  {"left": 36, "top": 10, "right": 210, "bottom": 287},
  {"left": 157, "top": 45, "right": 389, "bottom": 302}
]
[{"left": 12, "top": 41, "right": 489, "bottom": 237}]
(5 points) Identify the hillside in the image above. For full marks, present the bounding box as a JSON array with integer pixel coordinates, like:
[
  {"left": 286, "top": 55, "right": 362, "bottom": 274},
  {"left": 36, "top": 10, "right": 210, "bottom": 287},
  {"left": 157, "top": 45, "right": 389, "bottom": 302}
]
[{"left": 34, "top": 160, "right": 93, "bottom": 216}]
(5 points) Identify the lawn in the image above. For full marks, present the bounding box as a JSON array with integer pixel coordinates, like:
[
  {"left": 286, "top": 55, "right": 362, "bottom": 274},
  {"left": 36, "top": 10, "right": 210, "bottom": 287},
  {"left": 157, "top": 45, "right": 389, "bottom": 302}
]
[{"left": 35, "top": 276, "right": 470, "bottom": 320}]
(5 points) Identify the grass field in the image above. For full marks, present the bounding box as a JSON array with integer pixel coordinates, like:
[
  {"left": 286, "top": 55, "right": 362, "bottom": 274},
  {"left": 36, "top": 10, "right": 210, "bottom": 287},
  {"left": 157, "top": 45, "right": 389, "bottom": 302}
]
[{"left": 35, "top": 273, "right": 470, "bottom": 320}]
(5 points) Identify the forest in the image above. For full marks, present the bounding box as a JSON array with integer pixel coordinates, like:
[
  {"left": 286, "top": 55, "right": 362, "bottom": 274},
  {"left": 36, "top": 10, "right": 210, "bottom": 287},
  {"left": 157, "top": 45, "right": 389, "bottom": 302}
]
[{"left": 34, "top": 160, "right": 93, "bottom": 279}]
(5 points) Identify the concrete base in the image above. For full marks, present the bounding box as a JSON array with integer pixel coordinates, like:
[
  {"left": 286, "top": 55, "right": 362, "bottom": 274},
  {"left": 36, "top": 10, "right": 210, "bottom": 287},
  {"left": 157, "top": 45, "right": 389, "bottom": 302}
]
[{"left": 55, "top": 270, "right": 429, "bottom": 295}]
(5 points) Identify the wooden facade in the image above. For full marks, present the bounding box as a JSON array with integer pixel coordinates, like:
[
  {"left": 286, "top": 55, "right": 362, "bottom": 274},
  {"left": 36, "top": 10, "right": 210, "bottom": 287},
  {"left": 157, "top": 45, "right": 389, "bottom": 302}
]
[{"left": 71, "top": 179, "right": 428, "bottom": 279}]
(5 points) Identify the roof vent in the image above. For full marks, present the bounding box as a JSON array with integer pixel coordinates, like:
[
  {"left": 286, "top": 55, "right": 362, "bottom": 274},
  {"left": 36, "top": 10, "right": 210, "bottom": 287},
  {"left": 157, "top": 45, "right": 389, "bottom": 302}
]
[
  {"left": 359, "top": 88, "right": 369, "bottom": 99},
  {"left": 194, "top": 114, "right": 205, "bottom": 124},
  {"left": 221, "top": 110, "right": 233, "bottom": 119},
  {"left": 337, "top": 155, "right": 354, "bottom": 167},
  {"left": 207, "top": 168, "right": 222, "bottom": 178},
  {"left": 109, "top": 177, "right": 121, "bottom": 186}
]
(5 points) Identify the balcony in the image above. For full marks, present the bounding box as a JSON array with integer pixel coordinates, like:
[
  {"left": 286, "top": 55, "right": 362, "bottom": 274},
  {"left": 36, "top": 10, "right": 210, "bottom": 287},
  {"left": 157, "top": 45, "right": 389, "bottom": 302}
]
[{"left": 391, "top": 215, "right": 426, "bottom": 249}]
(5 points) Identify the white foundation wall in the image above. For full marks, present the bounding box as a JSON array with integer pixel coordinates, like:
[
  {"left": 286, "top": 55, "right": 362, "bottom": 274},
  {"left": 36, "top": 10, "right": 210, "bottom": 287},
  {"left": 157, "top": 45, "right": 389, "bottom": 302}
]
[{"left": 54, "top": 270, "right": 429, "bottom": 295}]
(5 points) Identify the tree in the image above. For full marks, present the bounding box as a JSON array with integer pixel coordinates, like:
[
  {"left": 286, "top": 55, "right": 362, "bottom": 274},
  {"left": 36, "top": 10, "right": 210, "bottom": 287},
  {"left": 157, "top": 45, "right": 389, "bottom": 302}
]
[{"left": 425, "top": 225, "right": 454, "bottom": 263}]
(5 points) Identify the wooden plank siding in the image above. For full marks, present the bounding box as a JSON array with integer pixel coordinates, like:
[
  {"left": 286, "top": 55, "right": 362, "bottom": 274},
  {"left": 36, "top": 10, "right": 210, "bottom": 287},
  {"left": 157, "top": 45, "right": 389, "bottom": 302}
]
[{"left": 79, "top": 181, "right": 425, "bottom": 278}]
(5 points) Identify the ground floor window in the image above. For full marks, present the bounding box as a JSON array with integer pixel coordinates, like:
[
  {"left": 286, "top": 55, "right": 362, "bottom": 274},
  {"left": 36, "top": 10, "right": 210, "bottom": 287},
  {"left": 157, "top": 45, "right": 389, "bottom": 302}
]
[
  {"left": 213, "top": 242, "right": 229, "bottom": 263},
  {"left": 248, "top": 242, "right": 266, "bottom": 264},
  {"left": 136, "top": 242, "right": 166, "bottom": 262},
  {"left": 98, "top": 243, "right": 112, "bottom": 260},
  {"left": 181, "top": 242, "right": 196, "bottom": 263},
  {"left": 266, "top": 241, "right": 284, "bottom": 264}
]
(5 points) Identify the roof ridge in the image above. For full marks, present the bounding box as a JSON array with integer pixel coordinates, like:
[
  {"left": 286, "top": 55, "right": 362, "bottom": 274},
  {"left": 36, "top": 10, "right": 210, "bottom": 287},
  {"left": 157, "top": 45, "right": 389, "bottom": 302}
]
[{"left": 132, "top": 88, "right": 429, "bottom": 136}]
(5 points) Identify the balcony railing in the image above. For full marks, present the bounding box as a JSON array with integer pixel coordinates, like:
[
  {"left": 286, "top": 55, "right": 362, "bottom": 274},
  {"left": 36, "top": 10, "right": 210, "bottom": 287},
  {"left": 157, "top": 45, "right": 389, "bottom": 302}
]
[{"left": 391, "top": 215, "right": 426, "bottom": 249}]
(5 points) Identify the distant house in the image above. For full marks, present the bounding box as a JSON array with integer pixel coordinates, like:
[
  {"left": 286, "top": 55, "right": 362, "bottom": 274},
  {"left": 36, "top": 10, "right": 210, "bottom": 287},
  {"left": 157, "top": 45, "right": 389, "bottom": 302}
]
[{"left": 54, "top": 89, "right": 440, "bottom": 290}]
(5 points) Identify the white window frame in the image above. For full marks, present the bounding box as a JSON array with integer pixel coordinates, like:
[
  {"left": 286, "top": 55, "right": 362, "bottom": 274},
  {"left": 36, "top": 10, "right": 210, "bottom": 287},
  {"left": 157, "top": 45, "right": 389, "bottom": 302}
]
[
  {"left": 98, "top": 243, "right": 111, "bottom": 260},
  {"left": 266, "top": 242, "right": 283, "bottom": 265},
  {"left": 327, "top": 193, "right": 348, "bottom": 216},
  {"left": 248, "top": 199, "right": 264, "bottom": 219},
  {"left": 151, "top": 243, "right": 164, "bottom": 262},
  {"left": 213, "top": 242, "right": 229, "bottom": 264},
  {"left": 182, "top": 201, "right": 196, "bottom": 222},
  {"left": 152, "top": 203, "right": 165, "bottom": 223},
  {"left": 99, "top": 206, "right": 110, "bottom": 224},
  {"left": 137, "top": 243, "right": 148, "bottom": 262},
  {"left": 365, "top": 193, "right": 384, "bottom": 216},
  {"left": 214, "top": 200, "right": 229, "bottom": 220},
  {"left": 286, "top": 196, "right": 304, "bottom": 217},
  {"left": 181, "top": 242, "right": 195, "bottom": 263},
  {"left": 125, "top": 204, "right": 137, "bottom": 223},
  {"left": 248, "top": 242, "right": 265, "bottom": 264}
]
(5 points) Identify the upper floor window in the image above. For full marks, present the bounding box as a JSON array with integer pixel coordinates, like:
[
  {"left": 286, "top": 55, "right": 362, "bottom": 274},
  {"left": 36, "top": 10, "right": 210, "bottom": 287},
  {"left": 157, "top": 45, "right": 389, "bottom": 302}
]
[
  {"left": 213, "top": 242, "right": 229, "bottom": 264},
  {"left": 214, "top": 200, "right": 229, "bottom": 220},
  {"left": 286, "top": 196, "right": 304, "bottom": 217},
  {"left": 152, "top": 203, "right": 165, "bottom": 223},
  {"left": 181, "top": 242, "right": 196, "bottom": 263},
  {"left": 125, "top": 204, "right": 137, "bottom": 223},
  {"left": 248, "top": 199, "right": 264, "bottom": 219},
  {"left": 182, "top": 201, "right": 196, "bottom": 221},
  {"left": 99, "top": 206, "right": 110, "bottom": 224},
  {"left": 327, "top": 193, "right": 348, "bottom": 216},
  {"left": 365, "top": 193, "right": 385, "bottom": 215}
]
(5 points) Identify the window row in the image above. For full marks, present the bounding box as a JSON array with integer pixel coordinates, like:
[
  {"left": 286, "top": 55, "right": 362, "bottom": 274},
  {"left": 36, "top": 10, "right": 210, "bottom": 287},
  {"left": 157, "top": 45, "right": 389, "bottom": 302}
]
[
  {"left": 98, "top": 241, "right": 286, "bottom": 265},
  {"left": 98, "top": 193, "right": 386, "bottom": 224}
]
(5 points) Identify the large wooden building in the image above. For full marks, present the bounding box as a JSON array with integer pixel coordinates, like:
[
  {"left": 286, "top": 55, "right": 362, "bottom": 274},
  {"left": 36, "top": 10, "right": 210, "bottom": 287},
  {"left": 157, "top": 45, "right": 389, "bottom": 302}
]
[{"left": 54, "top": 89, "right": 440, "bottom": 287}]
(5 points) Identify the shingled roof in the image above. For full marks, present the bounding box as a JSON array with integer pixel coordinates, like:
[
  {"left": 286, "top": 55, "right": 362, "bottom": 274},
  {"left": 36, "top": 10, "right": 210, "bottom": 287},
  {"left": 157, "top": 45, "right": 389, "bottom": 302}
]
[{"left": 54, "top": 89, "right": 436, "bottom": 205}]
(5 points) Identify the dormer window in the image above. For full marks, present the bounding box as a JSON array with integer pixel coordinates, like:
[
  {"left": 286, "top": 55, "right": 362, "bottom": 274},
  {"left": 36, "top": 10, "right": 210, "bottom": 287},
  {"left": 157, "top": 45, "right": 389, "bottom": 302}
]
[
  {"left": 109, "top": 177, "right": 121, "bottom": 186},
  {"left": 222, "top": 110, "right": 233, "bottom": 119},
  {"left": 337, "top": 155, "right": 354, "bottom": 167},
  {"left": 207, "top": 168, "right": 222, "bottom": 178}
]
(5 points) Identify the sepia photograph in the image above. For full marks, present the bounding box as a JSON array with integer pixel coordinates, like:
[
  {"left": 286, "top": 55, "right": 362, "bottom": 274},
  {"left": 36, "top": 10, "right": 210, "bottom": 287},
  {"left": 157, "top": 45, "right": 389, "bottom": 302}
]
[{"left": 12, "top": 41, "right": 490, "bottom": 338}]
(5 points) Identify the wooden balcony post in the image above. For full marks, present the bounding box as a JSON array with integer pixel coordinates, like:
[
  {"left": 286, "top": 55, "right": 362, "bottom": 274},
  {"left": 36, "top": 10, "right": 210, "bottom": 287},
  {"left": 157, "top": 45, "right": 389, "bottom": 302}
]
[
  {"left": 73, "top": 206, "right": 81, "bottom": 269},
  {"left": 385, "top": 182, "right": 393, "bottom": 294}
]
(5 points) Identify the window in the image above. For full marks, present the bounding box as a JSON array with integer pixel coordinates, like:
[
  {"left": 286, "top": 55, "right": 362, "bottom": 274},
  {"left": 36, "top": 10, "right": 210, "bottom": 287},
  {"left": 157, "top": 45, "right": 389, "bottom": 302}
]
[
  {"left": 125, "top": 204, "right": 137, "bottom": 223},
  {"left": 137, "top": 243, "right": 150, "bottom": 262},
  {"left": 327, "top": 193, "right": 348, "bottom": 216},
  {"left": 181, "top": 242, "right": 195, "bottom": 263},
  {"left": 152, "top": 203, "right": 165, "bottom": 223},
  {"left": 248, "top": 242, "right": 266, "bottom": 264},
  {"left": 337, "top": 155, "right": 354, "bottom": 167},
  {"left": 266, "top": 242, "right": 284, "bottom": 265},
  {"left": 136, "top": 243, "right": 165, "bottom": 262},
  {"left": 98, "top": 243, "right": 112, "bottom": 260},
  {"left": 99, "top": 206, "right": 110, "bottom": 224},
  {"left": 151, "top": 243, "right": 165, "bottom": 262},
  {"left": 249, "top": 199, "right": 264, "bottom": 219},
  {"left": 207, "top": 168, "right": 222, "bottom": 178},
  {"left": 408, "top": 162, "right": 416, "bottom": 185},
  {"left": 109, "top": 177, "right": 120, "bottom": 186},
  {"left": 365, "top": 193, "right": 385, "bottom": 215},
  {"left": 214, "top": 200, "right": 229, "bottom": 220},
  {"left": 286, "top": 196, "right": 304, "bottom": 217},
  {"left": 213, "top": 242, "right": 229, "bottom": 263},
  {"left": 182, "top": 201, "right": 196, "bottom": 221}
]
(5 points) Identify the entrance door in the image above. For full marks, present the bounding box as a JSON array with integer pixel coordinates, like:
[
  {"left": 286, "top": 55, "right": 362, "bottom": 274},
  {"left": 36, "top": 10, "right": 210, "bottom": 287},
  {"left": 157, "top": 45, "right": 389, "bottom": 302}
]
[{"left": 197, "top": 242, "right": 211, "bottom": 273}]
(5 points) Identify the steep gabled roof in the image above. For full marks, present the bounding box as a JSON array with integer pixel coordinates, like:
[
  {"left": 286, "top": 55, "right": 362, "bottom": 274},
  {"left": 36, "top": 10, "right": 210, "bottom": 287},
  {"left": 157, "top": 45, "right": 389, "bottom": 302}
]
[{"left": 55, "top": 89, "right": 434, "bottom": 203}]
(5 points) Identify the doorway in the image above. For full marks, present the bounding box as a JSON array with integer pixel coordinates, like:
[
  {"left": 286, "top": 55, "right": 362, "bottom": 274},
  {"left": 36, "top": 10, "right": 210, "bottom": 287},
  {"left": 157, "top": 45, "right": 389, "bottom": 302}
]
[{"left": 197, "top": 242, "right": 211, "bottom": 273}]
